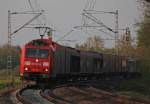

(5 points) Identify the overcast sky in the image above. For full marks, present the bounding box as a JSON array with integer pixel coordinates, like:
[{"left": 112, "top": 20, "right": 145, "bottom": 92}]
[{"left": 0, "top": 0, "right": 140, "bottom": 47}]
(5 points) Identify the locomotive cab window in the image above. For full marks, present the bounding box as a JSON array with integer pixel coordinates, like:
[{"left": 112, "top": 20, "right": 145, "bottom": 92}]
[
  {"left": 26, "top": 48, "right": 49, "bottom": 58},
  {"left": 31, "top": 40, "right": 48, "bottom": 46}
]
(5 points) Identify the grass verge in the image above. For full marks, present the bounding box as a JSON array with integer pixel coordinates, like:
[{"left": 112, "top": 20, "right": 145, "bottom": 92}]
[
  {"left": 101, "top": 68, "right": 150, "bottom": 100},
  {"left": 0, "top": 69, "right": 21, "bottom": 90}
]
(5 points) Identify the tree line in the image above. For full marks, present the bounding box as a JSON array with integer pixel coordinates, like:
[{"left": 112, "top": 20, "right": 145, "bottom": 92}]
[
  {"left": 137, "top": 0, "right": 150, "bottom": 59},
  {"left": 75, "top": 34, "right": 136, "bottom": 57},
  {"left": 0, "top": 45, "right": 20, "bottom": 70},
  {"left": 136, "top": 0, "right": 150, "bottom": 69}
]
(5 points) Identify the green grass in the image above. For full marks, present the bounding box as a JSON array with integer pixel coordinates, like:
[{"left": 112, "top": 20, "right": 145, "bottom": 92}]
[
  {"left": 0, "top": 69, "right": 21, "bottom": 90},
  {"left": 119, "top": 71, "right": 150, "bottom": 92},
  {"left": 105, "top": 67, "right": 150, "bottom": 100}
]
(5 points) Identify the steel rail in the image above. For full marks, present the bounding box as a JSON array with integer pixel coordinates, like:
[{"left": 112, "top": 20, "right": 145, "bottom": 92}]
[{"left": 16, "top": 86, "right": 33, "bottom": 104}]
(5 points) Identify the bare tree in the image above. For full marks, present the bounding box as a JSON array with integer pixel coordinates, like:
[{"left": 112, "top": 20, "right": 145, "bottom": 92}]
[{"left": 76, "top": 35, "right": 104, "bottom": 52}]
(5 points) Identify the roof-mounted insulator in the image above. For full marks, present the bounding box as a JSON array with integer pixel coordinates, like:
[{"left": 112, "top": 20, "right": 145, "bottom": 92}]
[
  {"left": 40, "top": 35, "right": 44, "bottom": 39},
  {"left": 47, "top": 31, "right": 52, "bottom": 42},
  {"left": 47, "top": 31, "right": 52, "bottom": 37}
]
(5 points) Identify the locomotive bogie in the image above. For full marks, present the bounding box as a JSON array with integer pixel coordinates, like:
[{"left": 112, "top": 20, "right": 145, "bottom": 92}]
[{"left": 24, "top": 72, "right": 49, "bottom": 81}]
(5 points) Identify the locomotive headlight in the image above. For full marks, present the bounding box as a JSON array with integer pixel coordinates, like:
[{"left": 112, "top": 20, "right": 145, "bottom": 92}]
[
  {"left": 24, "top": 67, "right": 28, "bottom": 71},
  {"left": 44, "top": 68, "right": 48, "bottom": 72},
  {"left": 43, "top": 62, "right": 49, "bottom": 66},
  {"left": 25, "top": 61, "right": 30, "bottom": 65}
]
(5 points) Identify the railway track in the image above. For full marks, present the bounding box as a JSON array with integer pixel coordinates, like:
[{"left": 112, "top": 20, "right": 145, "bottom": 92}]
[
  {"left": 41, "top": 86, "right": 150, "bottom": 104},
  {"left": 16, "top": 86, "right": 52, "bottom": 104},
  {"left": 40, "top": 80, "right": 150, "bottom": 104},
  {"left": 16, "top": 80, "right": 150, "bottom": 104}
]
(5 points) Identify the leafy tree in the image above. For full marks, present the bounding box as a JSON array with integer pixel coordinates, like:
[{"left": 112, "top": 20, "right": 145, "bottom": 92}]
[
  {"left": 137, "top": 0, "right": 150, "bottom": 70},
  {"left": 143, "top": 0, "right": 150, "bottom": 3},
  {"left": 137, "top": 1, "right": 150, "bottom": 60}
]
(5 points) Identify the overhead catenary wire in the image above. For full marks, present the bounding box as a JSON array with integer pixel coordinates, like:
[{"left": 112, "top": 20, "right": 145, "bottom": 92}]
[
  {"left": 27, "top": 0, "right": 46, "bottom": 35},
  {"left": 28, "top": 0, "right": 34, "bottom": 12},
  {"left": 75, "top": 24, "right": 117, "bottom": 41},
  {"left": 83, "top": 9, "right": 116, "bottom": 33},
  {"left": 56, "top": 29, "right": 75, "bottom": 42},
  {"left": 85, "top": 0, "right": 96, "bottom": 10},
  {"left": 98, "top": 29, "right": 114, "bottom": 38},
  {"left": 85, "top": 0, "right": 90, "bottom": 10},
  {"left": 33, "top": 0, "right": 47, "bottom": 25},
  {"left": 10, "top": 12, "right": 43, "bottom": 36},
  {"left": 91, "top": 0, "right": 96, "bottom": 10}
]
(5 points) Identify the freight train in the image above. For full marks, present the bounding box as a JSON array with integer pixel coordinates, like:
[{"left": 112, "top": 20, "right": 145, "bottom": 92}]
[{"left": 20, "top": 37, "right": 140, "bottom": 83}]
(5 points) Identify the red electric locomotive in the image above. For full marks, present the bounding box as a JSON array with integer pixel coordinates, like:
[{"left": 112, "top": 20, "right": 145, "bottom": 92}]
[{"left": 20, "top": 36, "right": 56, "bottom": 82}]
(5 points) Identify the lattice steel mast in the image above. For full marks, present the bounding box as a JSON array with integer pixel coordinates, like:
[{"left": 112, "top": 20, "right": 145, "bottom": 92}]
[
  {"left": 77, "top": 0, "right": 119, "bottom": 54},
  {"left": 7, "top": 11, "right": 12, "bottom": 72},
  {"left": 7, "top": 10, "right": 43, "bottom": 84}
]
